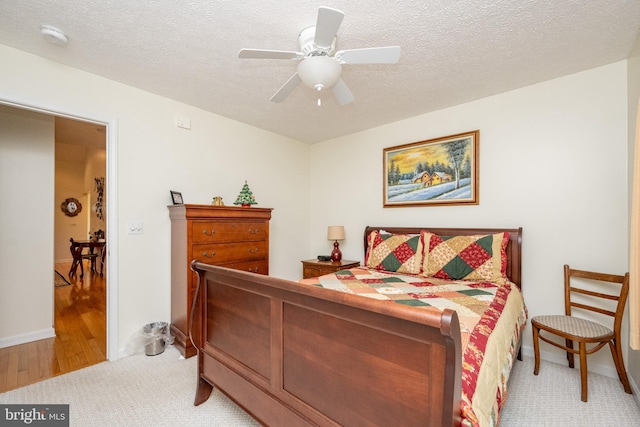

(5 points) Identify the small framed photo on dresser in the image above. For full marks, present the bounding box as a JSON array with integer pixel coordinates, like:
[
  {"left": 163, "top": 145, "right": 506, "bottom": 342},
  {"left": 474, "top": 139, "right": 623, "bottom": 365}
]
[{"left": 170, "top": 190, "right": 183, "bottom": 205}]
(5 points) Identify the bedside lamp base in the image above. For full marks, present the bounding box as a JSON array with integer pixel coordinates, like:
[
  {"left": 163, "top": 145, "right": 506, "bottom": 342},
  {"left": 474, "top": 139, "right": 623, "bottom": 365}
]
[{"left": 330, "top": 241, "right": 342, "bottom": 262}]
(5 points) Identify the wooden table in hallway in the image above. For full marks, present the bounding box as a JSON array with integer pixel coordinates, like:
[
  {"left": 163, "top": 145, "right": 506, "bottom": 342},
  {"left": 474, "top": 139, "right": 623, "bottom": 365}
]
[{"left": 69, "top": 239, "right": 106, "bottom": 278}]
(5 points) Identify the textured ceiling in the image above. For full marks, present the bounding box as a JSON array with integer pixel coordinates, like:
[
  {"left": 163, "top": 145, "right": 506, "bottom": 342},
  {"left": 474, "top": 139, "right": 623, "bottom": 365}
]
[{"left": 1, "top": 1, "right": 639, "bottom": 144}]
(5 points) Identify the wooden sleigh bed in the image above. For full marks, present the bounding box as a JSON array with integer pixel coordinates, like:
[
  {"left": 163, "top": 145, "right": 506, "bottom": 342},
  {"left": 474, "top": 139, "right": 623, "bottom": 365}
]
[{"left": 188, "top": 226, "right": 525, "bottom": 426}]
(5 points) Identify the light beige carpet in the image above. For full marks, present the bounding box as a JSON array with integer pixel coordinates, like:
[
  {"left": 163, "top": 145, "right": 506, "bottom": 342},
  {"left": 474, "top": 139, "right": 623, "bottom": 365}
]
[
  {"left": 0, "top": 346, "right": 259, "bottom": 426},
  {"left": 1, "top": 345, "right": 638, "bottom": 426},
  {"left": 500, "top": 355, "right": 640, "bottom": 426}
]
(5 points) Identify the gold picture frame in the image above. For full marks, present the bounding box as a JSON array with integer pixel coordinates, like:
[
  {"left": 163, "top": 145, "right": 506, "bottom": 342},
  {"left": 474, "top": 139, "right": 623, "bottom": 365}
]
[{"left": 383, "top": 130, "right": 479, "bottom": 207}]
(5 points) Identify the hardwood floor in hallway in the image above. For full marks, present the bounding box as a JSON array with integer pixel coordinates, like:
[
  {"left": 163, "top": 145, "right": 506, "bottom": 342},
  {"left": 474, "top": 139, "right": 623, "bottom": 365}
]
[{"left": 0, "top": 261, "right": 107, "bottom": 393}]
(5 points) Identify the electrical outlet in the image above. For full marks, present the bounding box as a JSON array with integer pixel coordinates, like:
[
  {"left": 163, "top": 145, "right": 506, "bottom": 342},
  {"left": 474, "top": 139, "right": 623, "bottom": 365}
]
[{"left": 127, "top": 221, "right": 143, "bottom": 235}]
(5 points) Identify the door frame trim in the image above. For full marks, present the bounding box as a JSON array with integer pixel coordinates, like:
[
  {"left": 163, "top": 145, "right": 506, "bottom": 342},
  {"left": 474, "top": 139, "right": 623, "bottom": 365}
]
[{"left": 0, "top": 95, "right": 119, "bottom": 361}]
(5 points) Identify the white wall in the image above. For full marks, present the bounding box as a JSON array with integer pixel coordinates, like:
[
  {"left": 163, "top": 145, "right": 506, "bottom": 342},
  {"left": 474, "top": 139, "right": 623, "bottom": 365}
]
[
  {"left": 0, "top": 42, "right": 634, "bottom": 381},
  {"left": 0, "top": 105, "right": 56, "bottom": 345},
  {"left": 54, "top": 145, "right": 106, "bottom": 264},
  {"left": 0, "top": 44, "right": 311, "bottom": 355},
  {"left": 54, "top": 153, "right": 91, "bottom": 262},
  {"left": 309, "top": 62, "right": 630, "bottom": 378}
]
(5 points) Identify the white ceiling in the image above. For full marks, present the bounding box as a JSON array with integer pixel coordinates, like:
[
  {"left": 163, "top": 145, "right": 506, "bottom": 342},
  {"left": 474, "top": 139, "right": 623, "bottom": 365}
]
[{"left": 1, "top": 1, "right": 639, "bottom": 144}]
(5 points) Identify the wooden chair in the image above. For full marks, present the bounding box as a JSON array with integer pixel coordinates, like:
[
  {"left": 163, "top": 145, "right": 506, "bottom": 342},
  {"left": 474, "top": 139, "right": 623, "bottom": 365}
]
[
  {"left": 69, "top": 238, "right": 98, "bottom": 278},
  {"left": 531, "top": 264, "right": 632, "bottom": 402},
  {"left": 98, "top": 242, "right": 106, "bottom": 276}
]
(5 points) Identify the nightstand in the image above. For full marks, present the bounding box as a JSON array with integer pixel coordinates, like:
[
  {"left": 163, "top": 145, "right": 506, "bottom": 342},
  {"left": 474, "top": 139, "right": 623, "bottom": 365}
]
[{"left": 301, "top": 259, "right": 360, "bottom": 279}]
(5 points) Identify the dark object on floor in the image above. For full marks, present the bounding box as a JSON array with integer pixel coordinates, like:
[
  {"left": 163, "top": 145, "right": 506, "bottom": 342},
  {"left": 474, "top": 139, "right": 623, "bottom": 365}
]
[{"left": 54, "top": 270, "right": 71, "bottom": 287}]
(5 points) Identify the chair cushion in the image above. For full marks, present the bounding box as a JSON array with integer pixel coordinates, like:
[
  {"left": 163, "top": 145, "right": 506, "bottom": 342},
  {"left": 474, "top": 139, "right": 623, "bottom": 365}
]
[{"left": 532, "top": 315, "right": 612, "bottom": 339}]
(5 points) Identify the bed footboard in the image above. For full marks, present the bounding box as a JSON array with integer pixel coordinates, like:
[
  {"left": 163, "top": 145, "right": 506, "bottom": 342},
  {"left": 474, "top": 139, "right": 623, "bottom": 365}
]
[{"left": 189, "top": 261, "right": 462, "bottom": 426}]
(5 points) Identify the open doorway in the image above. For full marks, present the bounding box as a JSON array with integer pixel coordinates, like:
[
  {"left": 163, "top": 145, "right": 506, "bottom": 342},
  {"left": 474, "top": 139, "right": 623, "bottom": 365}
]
[
  {"left": 54, "top": 116, "right": 106, "bottom": 267},
  {"left": 53, "top": 116, "right": 107, "bottom": 374},
  {"left": 0, "top": 102, "right": 116, "bottom": 392}
]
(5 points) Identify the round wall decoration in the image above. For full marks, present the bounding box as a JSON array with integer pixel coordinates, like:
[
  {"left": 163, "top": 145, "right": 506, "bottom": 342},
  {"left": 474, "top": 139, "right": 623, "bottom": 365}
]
[{"left": 61, "top": 197, "right": 82, "bottom": 217}]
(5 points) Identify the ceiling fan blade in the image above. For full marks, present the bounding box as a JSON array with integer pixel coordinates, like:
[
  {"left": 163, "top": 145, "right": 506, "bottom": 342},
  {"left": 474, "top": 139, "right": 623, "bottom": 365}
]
[
  {"left": 335, "top": 46, "right": 401, "bottom": 64},
  {"left": 239, "top": 49, "right": 302, "bottom": 60},
  {"left": 331, "top": 78, "right": 354, "bottom": 105},
  {"left": 270, "top": 73, "right": 301, "bottom": 102},
  {"left": 314, "top": 7, "right": 344, "bottom": 49}
]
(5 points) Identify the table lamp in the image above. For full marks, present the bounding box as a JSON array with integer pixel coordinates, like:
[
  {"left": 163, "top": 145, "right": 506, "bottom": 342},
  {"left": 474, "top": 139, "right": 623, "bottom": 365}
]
[{"left": 327, "top": 226, "right": 345, "bottom": 262}]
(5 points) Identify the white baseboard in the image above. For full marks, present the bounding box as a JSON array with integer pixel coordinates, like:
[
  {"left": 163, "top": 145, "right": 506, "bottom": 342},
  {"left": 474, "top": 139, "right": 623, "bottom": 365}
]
[{"left": 0, "top": 328, "right": 56, "bottom": 348}]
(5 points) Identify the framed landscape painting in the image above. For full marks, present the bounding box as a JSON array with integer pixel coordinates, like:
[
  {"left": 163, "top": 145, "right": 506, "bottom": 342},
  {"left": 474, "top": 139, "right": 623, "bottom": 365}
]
[{"left": 383, "top": 130, "right": 479, "bottom": 207}]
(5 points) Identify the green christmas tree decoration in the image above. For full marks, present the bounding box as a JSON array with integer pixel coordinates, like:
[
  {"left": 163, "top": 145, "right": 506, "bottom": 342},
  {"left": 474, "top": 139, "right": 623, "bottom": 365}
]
[{"left": 233, "top": 180, "right": 257, "bottom": 207}]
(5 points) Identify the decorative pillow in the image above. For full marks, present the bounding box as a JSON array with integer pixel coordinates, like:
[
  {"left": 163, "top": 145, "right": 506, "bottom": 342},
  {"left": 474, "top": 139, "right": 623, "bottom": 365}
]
[
  {"left": 365, "top": 231, "right": 424, "bottom": 274},
  {"left": 420, "top": 231, "right": 510, "bottom": 283}
]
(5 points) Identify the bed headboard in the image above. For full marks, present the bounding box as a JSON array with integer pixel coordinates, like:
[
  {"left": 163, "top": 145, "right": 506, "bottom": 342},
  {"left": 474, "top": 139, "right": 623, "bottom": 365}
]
[{"left": 363, "top": 226, "right": 522, "bottom": 289}]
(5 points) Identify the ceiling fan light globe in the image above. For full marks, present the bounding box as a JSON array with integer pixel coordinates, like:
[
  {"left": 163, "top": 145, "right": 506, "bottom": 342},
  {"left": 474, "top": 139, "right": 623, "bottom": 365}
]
[{"left": 297, "top": 56, "right": 341, "bottom": 90}]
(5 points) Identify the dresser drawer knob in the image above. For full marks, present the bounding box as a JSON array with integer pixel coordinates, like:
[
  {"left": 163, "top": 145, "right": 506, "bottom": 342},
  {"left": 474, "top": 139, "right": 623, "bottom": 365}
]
[
  {"left": 248, "top": 267, "right": 259, "bottom": 273},
  {"left": 203, "top": 251, "right": 216, "bottom": 257},
  {"left": 248, "top": 228, "right": 260, "bottom": 234},
  {"left": 203, "top": 229, "right": 216, "bottom": 236},
  {"left": 248, "top": 247, "right": 259, "bottom": 254}
]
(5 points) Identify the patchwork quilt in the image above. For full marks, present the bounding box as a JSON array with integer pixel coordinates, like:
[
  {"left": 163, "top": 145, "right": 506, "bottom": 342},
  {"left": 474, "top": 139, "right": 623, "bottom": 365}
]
[{"left": 299, "top": 267, "right": 527, "bottom": 427}]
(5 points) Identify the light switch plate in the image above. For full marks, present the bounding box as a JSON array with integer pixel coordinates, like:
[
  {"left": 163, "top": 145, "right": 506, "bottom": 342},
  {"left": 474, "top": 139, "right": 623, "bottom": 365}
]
[{"left": 127, "top": 221, "right": 143, "bottom": 235}]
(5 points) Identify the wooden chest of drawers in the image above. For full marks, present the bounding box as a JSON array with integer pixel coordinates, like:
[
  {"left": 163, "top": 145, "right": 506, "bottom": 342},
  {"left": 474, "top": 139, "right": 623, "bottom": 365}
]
[{"left": 168, "top": 204, "right": 272, "bottom": 357}]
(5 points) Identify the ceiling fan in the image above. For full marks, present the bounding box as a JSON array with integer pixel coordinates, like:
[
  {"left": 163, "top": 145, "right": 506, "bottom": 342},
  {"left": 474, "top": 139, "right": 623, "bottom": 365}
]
[{"left": 238, "top": 7, "right": 401, "bottom": 106}]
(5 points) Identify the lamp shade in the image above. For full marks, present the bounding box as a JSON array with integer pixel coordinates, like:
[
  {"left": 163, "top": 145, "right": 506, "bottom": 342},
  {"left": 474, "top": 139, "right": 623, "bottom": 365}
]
[
  {"left": 297, "top": 56, "right": 342, "bottom": 90},
  {"left": 327, "top": 225, "right": 345, "bottom": 241}
]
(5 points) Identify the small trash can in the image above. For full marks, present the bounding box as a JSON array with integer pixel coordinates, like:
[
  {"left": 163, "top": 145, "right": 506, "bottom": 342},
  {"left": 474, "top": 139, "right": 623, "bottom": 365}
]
[{"left": 143, "top": 321, "right": 168, "bottom": 356}]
